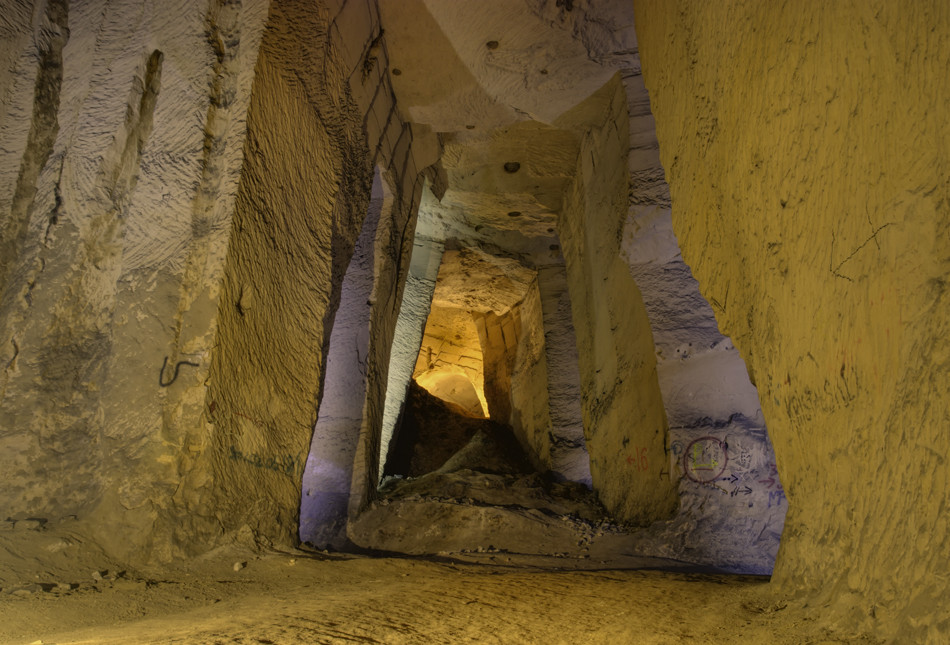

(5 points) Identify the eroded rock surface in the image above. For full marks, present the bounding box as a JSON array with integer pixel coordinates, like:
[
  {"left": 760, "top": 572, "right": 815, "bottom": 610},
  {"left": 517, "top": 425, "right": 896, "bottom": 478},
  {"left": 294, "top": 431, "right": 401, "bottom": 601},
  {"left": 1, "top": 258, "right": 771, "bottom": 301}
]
[{"left": 636, "top": 0, "right": 950, "bottom": 638}]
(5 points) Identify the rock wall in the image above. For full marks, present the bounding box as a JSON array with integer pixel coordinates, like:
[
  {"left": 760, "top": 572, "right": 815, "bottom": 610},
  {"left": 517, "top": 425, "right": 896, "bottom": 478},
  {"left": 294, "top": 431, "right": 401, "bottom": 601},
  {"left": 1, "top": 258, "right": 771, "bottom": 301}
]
[
  {"left": 0, "top": 0, "right": 438, "bottom": 561},
  {"left": 556, "top": 75, "right": 677, "bottom": 524},
  {"left": 618, "top": 48, "right": 785, "bottom": 574},
  {"left": 0, "top": 0, "right": 268, "bottom": 560},
  {"left": 203, "top": 0, "right": 374, "bottom": 552},
  {"left": 636, "top": 0, "right": 949, "bottom": 639},
  {"left": 209, "top": 0, "right": 439, "bottom": 550}
]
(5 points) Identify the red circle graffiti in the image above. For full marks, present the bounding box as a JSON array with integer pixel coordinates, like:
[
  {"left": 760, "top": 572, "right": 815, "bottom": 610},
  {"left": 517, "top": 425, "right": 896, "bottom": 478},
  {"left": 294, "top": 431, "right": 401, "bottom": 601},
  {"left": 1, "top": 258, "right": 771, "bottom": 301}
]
[{"left": 682, "top": 436, "right": 728, "bottom": 483}]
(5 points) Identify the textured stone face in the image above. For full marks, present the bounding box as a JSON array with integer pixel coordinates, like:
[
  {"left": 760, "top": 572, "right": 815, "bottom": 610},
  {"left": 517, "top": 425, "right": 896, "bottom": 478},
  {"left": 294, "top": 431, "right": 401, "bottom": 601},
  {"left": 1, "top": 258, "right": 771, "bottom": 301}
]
[
  {"left": 379, "top": 0, "right": 627, "bottom": 130},
  {"left": 636, "top": 0, "right": 949, "bottom": 637},
  {"left": 0, "top": 0, "right": 438, "bottom": 561},
  {"left": 0, "top": 0, "right": 269, "bottom": 559},
  {"left": 212, "top": 0, "right": 439, "bottom": 550},
  {"left": 205, "top": 0, "right": 376, "bottom": 552}
]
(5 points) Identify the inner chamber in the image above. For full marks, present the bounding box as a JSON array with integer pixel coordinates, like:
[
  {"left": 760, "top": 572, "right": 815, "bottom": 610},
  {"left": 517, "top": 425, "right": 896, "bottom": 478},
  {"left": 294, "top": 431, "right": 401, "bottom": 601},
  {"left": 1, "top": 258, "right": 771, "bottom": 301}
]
[{"left": 381, "top": 247, "right": 560, "bottom": 479}]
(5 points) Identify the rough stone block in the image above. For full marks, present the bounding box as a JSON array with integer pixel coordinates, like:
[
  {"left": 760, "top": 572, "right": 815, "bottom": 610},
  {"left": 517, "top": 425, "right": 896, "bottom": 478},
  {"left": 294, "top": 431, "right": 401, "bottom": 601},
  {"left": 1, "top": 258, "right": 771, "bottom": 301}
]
[{"left": 636, "top": 0, "right": 950, "bottom": 637}]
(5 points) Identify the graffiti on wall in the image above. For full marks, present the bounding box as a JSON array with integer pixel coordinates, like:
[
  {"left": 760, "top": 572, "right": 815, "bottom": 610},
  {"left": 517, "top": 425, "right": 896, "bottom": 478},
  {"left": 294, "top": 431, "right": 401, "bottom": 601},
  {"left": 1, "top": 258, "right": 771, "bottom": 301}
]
[
  {"left": 671, "top": 434, "right": 786, "bottom": 506},
  {"left": 625, "top": 447, "right": 650, "bottom": 472},
  {"left": 681, "top": 436, "right": 728, "bottom": 483},
  {"left": 207, "top": 399, "right": 307, "bottom": 480},
  {"left": 228, "top": 446, "right": 305, "bottom": 479}
]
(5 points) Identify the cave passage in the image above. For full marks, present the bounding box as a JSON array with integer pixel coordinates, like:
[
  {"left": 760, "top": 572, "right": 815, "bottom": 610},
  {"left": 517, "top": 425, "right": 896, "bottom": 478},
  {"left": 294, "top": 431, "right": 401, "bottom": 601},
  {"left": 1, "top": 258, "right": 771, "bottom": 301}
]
[
  {"left": 1, "top": 0, "right": 944, "bottom": 641},
  {"left": 410, "top": 303, "right": 488, "bottom": 418},
  {"left": 290, "top": 1, "right": 785, "bottom": 575}
]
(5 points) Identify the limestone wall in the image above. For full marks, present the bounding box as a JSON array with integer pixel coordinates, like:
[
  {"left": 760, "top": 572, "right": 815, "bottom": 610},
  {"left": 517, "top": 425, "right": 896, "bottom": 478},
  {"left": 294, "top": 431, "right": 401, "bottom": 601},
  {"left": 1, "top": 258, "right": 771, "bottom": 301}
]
[
  {"left": 206, "top": 0, "right": 374, "bottom": 551},
  {"left": 0, "top": 0, "right": 438, "bottom": 561},
  {"left": 636, "top": 1, "right": 949, "bottom": 638},
  {"left": 209, "top": 0, "right": 438, "bottom": 550},
  {"left": 617, "top": 49, "right": 785, "bottom": 574},
  {"left": 0, "top": 0, "right": 268, "bottom": 560}
]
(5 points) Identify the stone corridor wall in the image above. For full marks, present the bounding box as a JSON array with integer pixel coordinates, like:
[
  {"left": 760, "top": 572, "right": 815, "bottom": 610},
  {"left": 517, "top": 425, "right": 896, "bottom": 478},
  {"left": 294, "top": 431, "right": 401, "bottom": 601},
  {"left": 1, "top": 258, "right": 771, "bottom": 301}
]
[
  {"left": 0, "top": 0, "right": 269, "bottom": 560},
  {"left": 618, "top": 42, "right": 784, "bottom": 574},
  {"left": 208, "top": 0, "right": 438, "bottom": 550},
  {"left": 0, "top": 0, "right": 437, "bottom": 561},
  {"left": 206, "top": 0, "right": 374, "bottom": 552},
  {"left": 636, "top": 1, "right": 949, "bottom": 639}
]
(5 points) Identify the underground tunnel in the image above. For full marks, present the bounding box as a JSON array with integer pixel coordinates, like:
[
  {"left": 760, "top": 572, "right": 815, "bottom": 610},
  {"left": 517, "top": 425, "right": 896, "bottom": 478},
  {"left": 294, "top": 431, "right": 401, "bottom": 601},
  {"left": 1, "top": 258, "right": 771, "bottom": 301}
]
[{"left": 0, "top": 0, "right": 947, "bottom": 643}]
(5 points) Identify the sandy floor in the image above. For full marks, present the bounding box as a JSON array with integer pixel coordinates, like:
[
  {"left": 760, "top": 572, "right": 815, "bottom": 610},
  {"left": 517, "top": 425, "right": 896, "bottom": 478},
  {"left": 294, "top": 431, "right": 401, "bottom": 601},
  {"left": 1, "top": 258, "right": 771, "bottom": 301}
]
[{"left": 0, "top": 525, "right": 883, "bottom": 645}]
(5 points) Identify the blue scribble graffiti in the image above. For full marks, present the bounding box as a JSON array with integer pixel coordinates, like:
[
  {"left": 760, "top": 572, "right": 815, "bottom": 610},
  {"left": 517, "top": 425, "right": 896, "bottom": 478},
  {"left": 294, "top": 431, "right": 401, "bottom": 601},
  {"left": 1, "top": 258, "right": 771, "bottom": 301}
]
[{"left": 229, "top": 446, "right": 304, "bottom": 479}]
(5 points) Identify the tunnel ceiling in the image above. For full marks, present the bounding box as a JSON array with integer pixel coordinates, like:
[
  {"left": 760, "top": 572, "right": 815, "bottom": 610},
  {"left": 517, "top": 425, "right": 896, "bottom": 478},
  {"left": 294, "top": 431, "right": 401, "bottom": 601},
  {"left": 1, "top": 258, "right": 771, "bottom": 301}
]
[
  {"left": 378, "top": 0, "right": 633, "bottom": 130},
  {"left": 379, "top": 0, "right": 639, "bottom": 256}
]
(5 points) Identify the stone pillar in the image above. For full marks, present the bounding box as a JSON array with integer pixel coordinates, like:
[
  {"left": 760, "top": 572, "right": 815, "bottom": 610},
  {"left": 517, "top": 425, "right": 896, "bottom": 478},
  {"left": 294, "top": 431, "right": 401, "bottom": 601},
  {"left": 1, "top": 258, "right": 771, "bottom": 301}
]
[
  {"left": 556, "top": 74, "right": 677, "bottom": 524},
  {"left": 377, "top": 234, "right": 444, "bottom": 475},
  {"left": 299, "top": 173, "right": 384, "bottom": 548}
]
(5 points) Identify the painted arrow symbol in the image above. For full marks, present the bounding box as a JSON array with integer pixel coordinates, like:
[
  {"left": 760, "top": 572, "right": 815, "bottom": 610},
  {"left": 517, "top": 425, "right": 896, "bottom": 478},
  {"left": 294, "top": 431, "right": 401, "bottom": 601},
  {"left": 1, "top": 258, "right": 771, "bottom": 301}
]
[
  {"left": 758, "top": 477, "right": 776, "bottom": 488},
  {"left": 720, "top": 473, "right": 740, "bottom": 484},
  {"left": 739, "top": 486, "right": 753, "bottom": 495}
]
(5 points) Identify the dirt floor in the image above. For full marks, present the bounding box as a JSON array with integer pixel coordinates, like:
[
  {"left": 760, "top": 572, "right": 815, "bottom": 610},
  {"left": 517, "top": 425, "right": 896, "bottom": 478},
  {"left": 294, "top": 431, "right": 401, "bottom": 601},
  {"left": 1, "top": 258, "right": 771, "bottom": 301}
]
[{"left": 0, "top": 523, "right": 884, "bottom": 645}]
